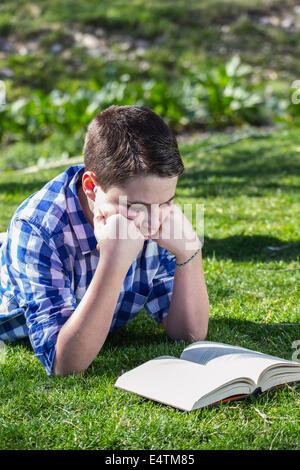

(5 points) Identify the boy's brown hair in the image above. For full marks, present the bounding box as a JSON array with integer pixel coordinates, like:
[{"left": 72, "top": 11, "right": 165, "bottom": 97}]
[{"left": 83, "top": 105, "right": 184, "bottom": 190}]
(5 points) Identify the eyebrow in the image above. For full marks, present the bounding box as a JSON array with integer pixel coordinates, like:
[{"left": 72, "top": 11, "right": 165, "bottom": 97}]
[{"left": 126, "top": 195, "right": 176, "bottom": 206}]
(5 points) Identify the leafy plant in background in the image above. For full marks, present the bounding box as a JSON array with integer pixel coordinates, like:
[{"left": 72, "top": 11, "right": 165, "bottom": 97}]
[
  {"left": 0, "top": 55, "right": 291, "bottom": 171},
  {"left": 0, "top": 78, "right": 188, "bottom": 170},
  {"left": 0, "top": 89, "right": 92, "bottom": 145},
  {"left": 283, "top": 80, "right": 300, "bottom": 126},
  {"left": 184, "top": 55, "right": 266, "bottom": 128},
  {"left": 82, "top": 77, "right": 187, "bottom": 129}
]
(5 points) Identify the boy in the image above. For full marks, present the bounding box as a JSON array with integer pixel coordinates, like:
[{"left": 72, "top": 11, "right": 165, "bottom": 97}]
[{"left": 0, "top": 105, "right": 209, "bottom": 376}]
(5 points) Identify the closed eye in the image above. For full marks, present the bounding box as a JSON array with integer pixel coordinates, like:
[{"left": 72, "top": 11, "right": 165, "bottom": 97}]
[
  {"left": 127, "top": 201, "right": 171, "bottom": 210},
  {"left": 127, "top": 196, "right": 175, "bottom": 209},
  {"left": 127, "top": 198, "right": 174, "bottom": 209}
]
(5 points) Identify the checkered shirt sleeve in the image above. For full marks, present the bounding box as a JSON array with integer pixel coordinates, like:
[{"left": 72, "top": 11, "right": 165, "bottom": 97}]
[
  {"left": 7, "top": 217, "right": 77, "bottom": 375},
  {"left": 144, "top": 249, "right": 175, "bottom": 323}
]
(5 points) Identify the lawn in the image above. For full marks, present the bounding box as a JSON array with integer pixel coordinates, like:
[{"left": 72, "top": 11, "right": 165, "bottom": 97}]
[{"left": 0, "top": 126, "right": 299, "bottom": 450}]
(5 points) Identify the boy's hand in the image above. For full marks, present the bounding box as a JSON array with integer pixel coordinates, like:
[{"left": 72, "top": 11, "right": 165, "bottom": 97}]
[
  {"left": 93, "top": 192, "right": 138, "bottom": 226},
  {"left": 150, "top": 203, "right": 201, "bottom": 258},
  {"left": 93, "top": 203, "right": 147, "bottom": 268}
]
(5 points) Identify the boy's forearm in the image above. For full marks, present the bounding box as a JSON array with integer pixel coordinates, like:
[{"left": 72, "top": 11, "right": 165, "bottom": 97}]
[
  {"left": 162, "top": 249, "right": 209, "bottom": 342},
  {"left": 53, "top": 258, "right": 129, "bottom": 376}
]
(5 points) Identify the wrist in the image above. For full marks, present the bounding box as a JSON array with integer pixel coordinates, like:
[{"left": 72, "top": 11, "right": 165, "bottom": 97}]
[
  {"left": 173, "top": 240, "right": 202, "bottom": 265},
  {"left": 97, "top": 249, "right": 133, "bottom": 276}
]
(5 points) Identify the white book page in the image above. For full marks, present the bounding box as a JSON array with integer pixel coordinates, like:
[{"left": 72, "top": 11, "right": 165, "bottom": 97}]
[
  {"left": 205, "top": 354, "right": 291, "bottom": 385},
  {"left": 115, "top": 357, "right": 255, "bottom": 411},
  {"left": 181, "top": 341, "right": 294, "bottom": 365},
  {"left": 181, "top": 342, "right": 295, "bottom": 384},
  {"left": 259, "top": 363, "right": 300, "bottom": 391}
]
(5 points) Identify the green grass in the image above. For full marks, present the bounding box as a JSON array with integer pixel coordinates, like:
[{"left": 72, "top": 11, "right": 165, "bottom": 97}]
[{"left": 0, "top": 126, "right": 299, "bottom": 450}]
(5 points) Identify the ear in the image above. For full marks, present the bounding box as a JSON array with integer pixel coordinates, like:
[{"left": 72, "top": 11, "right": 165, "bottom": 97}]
[{"left": 81, "top": 171, "right": 99, "bottom": 202}]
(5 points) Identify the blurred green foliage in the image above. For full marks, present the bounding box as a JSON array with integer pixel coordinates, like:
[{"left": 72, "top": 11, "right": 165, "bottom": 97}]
[
  {"left": 183, "top": 56, "right": 266, "bottom": 127},
  {"left": 0, "top": 55, "right": 274, "bottom": 142},
  {"left": 0, "top": 0, "right": 300, "bottom": 170}
]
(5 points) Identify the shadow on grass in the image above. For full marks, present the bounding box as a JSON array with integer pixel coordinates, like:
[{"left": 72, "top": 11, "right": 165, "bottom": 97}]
[
  {"left": 179, "top": 136, "right": 300, "bottom": 197},
  {"left": 10, "top": 315, "right": 300, "bottom": 377},
  {"left": 182, "top": 136, "right": 300, "bottom": 173},
  {"left": 2, "top": 316, "right": 299, "bottom": 413},
  {"left": 90, "top": 316, "right": 300, "bottom": 377},
  {"left": 178, "top": 178, "right": 300, "bottom": 197},
  {"left": 181, "top": 160, "right": 300, "bottom": 182},
  {"left": 202, "top": 235, "right": 300, "bottom": 262}
]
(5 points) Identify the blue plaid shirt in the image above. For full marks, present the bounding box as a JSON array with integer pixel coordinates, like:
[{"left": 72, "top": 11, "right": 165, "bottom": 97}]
[{"left": 0, "top": 165, "right": 175, "bottom": 375}]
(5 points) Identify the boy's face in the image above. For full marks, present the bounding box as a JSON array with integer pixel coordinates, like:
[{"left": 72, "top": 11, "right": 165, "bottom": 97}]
[{"left": 82, "top": 172, "right": 178, "bottom": 237}]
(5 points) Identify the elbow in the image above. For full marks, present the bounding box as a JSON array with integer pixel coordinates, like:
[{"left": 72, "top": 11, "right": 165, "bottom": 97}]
[
  {"left": 164, "top": 322, "right": 208, "bottom": 344},
  {"left": 53, "top": 358, "right": 88, "bottom": 377},
  {"left": 53, "top": 366, "right": 87, "bottom": 377},
  {"left": 163, "top": 306, "right": 209, "bottom": 343},
  {"left": 185, "top": 325, "right": 208, "bottom": 343},
  {"left": 165, "top": 329, "right": 207, "bottom": 344}
]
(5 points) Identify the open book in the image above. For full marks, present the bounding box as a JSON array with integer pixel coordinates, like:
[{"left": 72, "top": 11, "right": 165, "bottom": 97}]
[{"left": 114, "top": 341, "right": 300, "bottom": 411}]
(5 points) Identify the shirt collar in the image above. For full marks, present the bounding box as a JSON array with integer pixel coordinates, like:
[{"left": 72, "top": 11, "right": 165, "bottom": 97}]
[{"left": 66, "top": 165, "right": 98, "bottom": 254}]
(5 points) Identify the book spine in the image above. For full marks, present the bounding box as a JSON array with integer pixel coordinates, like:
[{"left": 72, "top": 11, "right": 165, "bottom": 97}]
[{"left": 252, "top": 387, "right": 262, "bottom": 397}]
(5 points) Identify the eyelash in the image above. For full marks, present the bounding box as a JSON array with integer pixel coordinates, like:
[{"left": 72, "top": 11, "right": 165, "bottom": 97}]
[{"left": 127, "top": 201, "right": 172, "bottom": 209}]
